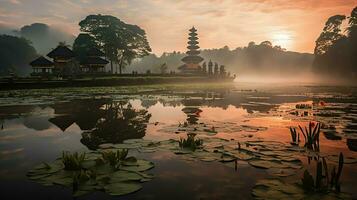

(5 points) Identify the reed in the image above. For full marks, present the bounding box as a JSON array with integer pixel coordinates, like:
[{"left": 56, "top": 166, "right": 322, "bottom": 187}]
[
  {"left": 289, "top": 127, "right": 299, "bottom": 145},
  {"left": 299, "top": 122, "right": 320, "bottom": 151},
  {"left": 302, "top": 153, "right": 344, "bottom": 193}
]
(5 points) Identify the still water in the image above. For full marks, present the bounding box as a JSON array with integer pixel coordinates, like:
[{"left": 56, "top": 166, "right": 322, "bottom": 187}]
[{"left": 0, "top": 83, "right": 356, "bottom": 199}]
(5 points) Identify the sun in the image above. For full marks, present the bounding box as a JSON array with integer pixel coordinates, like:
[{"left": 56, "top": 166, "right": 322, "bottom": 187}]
[{"left": 271, "top": 32, "right": 293, "bottom": 49}]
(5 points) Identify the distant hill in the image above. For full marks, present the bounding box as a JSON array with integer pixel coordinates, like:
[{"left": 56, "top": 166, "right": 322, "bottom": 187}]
[
  {"left": 1, "top": 23, "right": 75, "bottom": 55},
  {"left": 0, "top": 35, "right": 37, "bottom": 75},
  {"left": 127, "top": 41, "right": 314, "bottom": 78}
]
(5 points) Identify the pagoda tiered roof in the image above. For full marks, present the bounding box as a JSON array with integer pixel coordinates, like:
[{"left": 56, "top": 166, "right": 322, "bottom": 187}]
[
  {"left": 80, "top": 57, "right": 109, "bottom": 65},
  {"left": 30, "top": 56, "right": 54, "bottom": 67},
  {"left": 87, "top": 48, "right": 105, "bottom": 57},
  {"left": 47, "top": 45, "right": 75, "bottom": 59},
  {"left": 181, "top": 26, "right": 204, "bottom": 65}
]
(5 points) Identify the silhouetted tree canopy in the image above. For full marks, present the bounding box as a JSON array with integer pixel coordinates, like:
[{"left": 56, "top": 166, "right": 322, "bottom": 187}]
[
  {"left": 313, "top": 6, "right": 357, "bottom": 83},
  {"left": 78, "top": 14, "right": 151, "bottom": 74},
  {"left": 0, "top": 35, "right": 37, "bottom": 75}
]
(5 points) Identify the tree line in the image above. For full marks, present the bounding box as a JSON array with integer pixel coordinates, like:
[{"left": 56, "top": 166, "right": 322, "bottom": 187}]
[
  {"left": 313, "top": 6, "right": 357, "bottom": 83},
  {"left": 128, "top": 42, "right": 313, "bottom": 77}
]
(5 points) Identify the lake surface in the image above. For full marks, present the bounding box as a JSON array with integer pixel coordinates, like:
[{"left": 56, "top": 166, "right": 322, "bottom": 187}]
[{"left": 0, "top": 83, "right": 356, "bottom": 199}]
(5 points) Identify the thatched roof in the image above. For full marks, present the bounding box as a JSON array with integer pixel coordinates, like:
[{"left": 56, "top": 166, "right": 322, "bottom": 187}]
[
  {"left": 87, "top": 48, "right": 105, "bottom": 57},
  {"left": 29, "top": 56, "right": 54, "bottom": 66},
  {"left": 47, "top": 45, "right": 75, "bottom": 58},
  {"left": 80, "top": 57, "right": 109, "bottom": 65}
]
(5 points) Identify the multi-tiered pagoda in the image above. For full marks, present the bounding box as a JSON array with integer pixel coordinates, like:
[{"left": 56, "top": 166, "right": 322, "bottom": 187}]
[{"left": 178, "top": 27, "right": 204, "bottom": 74}]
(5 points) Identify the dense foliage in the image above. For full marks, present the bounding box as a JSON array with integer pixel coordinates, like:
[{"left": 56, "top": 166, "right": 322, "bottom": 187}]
[
  {"left": 0, "top": 35, "right": 37, "bottom": 75},
  {"left": 313, "top": 6, "right": 357, "bottom": 83},
  {"left": 78, "top": 14, "right": 151, "bottom": 74}
]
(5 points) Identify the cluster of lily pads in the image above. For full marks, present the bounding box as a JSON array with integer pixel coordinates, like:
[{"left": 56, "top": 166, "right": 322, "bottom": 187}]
[
  {"left": 97, "top": 134, "right": 357, "bottom": 199},
  {"left": 99, "top": 136, "right": 304, "bottom": 176},
  {"left": 253, "top": 152, "right": 350, "bottom": 200},
  {"left": 159, "top": 121, "right": 268, "bottom": 136},
  {"left": 27, "top": 149, "right": 154, "bottom": 197},
  {"left": 27, "top": 131, "right": 357, "bottom": 199}
]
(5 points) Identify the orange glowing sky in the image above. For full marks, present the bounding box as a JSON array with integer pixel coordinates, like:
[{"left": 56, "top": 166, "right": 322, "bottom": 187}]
[{"left": 0, "top": 0, "right": 356, "bottom": 54}]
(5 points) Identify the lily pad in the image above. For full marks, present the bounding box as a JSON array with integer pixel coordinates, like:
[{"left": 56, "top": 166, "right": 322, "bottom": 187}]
[
  {"left": 252, "top": 179, "right": 351, "bottom": 200},
  {"left": 252, "top": 179, "right": 304, "bottom": 200},
  {"left": 27, "top": 149, "right": 155, "bottom": 198},
  {"left": 104, "top": 182, "right": 142, "bottom": 196},
  {"left": 327, "top": 155, "right": 357, "bottom": 164},
  {"left": 120, "top": 160, "right": 154, "bottom": 172},
  {"left": 110, "top": 171, "right": 143, "bottom": 182},
  {"left": 248, "top": 160, "right": 283, "bottom": 169},
  {"left": 267, "top": 168, "right": 296, "bottom": 177}
]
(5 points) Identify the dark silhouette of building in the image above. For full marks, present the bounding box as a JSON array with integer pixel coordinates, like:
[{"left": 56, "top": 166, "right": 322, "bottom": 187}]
[
  {"left": 30, "top": 44, "right": 109, "bottom": 77},
  {"left": 30, "top": 56, "right": 54, "bottom": 75},
  {"left": 47, "top": 44, "right": 75, "bottom": 74},
  {"left": 80, "top": 48, "right": 109, "bottom": 73},
  {"left": 178, "top": 27, "right": 204, "bottom": 74}
]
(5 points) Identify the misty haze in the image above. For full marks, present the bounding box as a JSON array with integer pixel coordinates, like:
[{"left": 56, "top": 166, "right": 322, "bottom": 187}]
[{"left": 0, "top": 1, "right": 357, "bottom": 200}]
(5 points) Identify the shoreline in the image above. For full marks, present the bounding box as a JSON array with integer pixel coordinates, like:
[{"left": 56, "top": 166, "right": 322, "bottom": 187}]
[{"left": 0, "top": 76, "right": 234, "bottom": 90}]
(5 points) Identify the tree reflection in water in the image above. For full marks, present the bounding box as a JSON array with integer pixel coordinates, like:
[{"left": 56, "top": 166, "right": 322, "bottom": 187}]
[{"left": 81, "top": 101, "right": 151, "bottom": 150}]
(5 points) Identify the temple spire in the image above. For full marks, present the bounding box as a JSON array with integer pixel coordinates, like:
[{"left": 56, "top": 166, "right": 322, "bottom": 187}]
[{"left": 178, "top": 27, "right": 204, "bottom": 74}]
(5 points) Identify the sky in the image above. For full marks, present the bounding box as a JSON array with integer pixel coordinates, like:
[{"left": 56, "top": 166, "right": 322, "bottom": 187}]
[{"left": 0, "top": 0, "right": 356, "bottom": 54}]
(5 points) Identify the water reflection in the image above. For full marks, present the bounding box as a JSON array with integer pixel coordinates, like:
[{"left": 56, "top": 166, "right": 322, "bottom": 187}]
[
  {"left": 347, "top": 139, "right": 357, "bottom": 152},
  {"left": 49, "top": 99, "right": 109, "bottom": 131},
  {"left": 182, "top": 107, "right": 202, "bottom": 125},
  {"left": 81, "top": 101, "right": 151, "bottom": 150},
  {"left": 0, "top": 85, "right": 357, "bottom": 199}
]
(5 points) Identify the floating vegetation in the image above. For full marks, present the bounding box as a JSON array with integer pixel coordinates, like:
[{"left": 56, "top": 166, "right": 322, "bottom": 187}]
[
  {"left": 98, "top": 137, "right": 305, "bottom": 179},
  {"left": 101, "top": 149, "right": 129, "bottom": 168},
  {"left": 299, "top": 122, "right": 321, "bottom": 151},
  {"left": 62, "top": 151, "right": 86, "bottom": 170},
  {"left": 252, "top": 178, "right": 350, "bottom": 200},
  {"left": 296, "top": 103, "right": 312, "bottom": 109},
  {"left": 178, "top": 133, "right": 203, "bottom": 151},
  {"left": 159, "top": 121, "right": 268, "bottom": 136},
  {"left": 27, "top": 150, "right": 154, "bottom": 197},
  {"left": 302, "top": 153, "right": 344, "bottom": 193}
]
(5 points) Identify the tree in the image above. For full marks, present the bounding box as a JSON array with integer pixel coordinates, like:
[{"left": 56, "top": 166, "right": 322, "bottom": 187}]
[
  {"left": 0, "top": 35, "right": 37, "bottom": 75},
  {"left": 312, "top": 6, "right": 357, "bottom": 83},
  {"left": 78, "top": 14, "right": 151, "bottom": 74},
  {"left": 348, "top": 7, "right": 357, "bottom": 72},
  {"left": 72, "top": 33, "right": 98, "bottom": 62},
  {"left": 314, "top": 15, "right": 346, "bottom": 56},
  {"left": 260, "top": 41, "right": 273, "bottom": 47}
]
